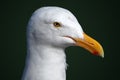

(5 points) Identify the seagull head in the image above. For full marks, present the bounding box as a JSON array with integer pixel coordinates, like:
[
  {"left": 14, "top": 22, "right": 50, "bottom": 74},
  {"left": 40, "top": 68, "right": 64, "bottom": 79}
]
[{"left": 27, "top": 6, "right": 104, "bottom": 57}]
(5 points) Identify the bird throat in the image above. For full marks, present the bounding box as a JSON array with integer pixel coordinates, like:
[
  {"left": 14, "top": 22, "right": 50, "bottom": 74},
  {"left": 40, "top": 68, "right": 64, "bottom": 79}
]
[{"left": 22, "top": 44, "right": 67, "bottom": 80}]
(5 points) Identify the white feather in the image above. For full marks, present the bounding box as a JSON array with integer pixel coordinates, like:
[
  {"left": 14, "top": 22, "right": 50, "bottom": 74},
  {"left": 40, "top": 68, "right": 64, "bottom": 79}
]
[{"left": 22, "top": 6, "right": 84, "bottom": 80}]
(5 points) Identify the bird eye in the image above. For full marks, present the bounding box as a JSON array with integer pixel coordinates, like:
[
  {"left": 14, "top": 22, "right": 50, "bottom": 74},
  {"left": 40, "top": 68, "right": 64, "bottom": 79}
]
[{"left": 53, "top": 22, "right": 61, "bottom": 28}]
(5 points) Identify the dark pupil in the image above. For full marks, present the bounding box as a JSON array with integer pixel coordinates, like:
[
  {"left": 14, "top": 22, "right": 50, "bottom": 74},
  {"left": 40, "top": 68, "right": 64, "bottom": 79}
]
[{"left": 55, "top": 22, "right": 60, "bottom": 26}]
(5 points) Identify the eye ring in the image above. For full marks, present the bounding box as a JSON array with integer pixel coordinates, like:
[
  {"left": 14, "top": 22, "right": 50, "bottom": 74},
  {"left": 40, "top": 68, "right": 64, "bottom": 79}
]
[{"left": 53, "top": 22, "right": 61, "bottom": 28}]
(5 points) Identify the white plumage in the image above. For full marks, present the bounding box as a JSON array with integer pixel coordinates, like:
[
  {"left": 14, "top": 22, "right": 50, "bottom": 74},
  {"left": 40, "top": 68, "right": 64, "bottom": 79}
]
[{"left": 22, "top": 6, "right": 104, "bottom": 80}]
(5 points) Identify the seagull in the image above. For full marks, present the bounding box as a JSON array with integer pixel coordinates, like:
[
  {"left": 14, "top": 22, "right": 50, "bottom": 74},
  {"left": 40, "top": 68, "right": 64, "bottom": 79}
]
[{"left": 22, "top": 6, "right": 104, "bottom": 80}]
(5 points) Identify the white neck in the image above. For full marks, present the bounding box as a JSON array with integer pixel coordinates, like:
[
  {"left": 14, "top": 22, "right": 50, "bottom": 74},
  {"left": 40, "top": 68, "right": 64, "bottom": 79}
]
[{"left": 22, "top": 42, "right": 67, "bottom": 80}]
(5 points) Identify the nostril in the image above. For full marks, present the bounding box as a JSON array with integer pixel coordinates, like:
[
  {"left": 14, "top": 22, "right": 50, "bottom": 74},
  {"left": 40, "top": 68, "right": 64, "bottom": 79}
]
[{"left": 87, "top": 42, "right": 94, "bottom": 46}]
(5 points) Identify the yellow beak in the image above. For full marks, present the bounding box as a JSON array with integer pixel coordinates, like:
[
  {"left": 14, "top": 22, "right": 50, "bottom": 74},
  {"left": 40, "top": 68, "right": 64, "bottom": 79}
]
[{"left": 71, "top": 33, "right": 104, "bottom": 58}]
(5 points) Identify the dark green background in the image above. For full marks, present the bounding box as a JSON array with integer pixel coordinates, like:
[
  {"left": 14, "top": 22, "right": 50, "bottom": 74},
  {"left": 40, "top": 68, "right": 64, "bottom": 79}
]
[{"left": 1, "top": 0, "right": 119, "bottom": 80}]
